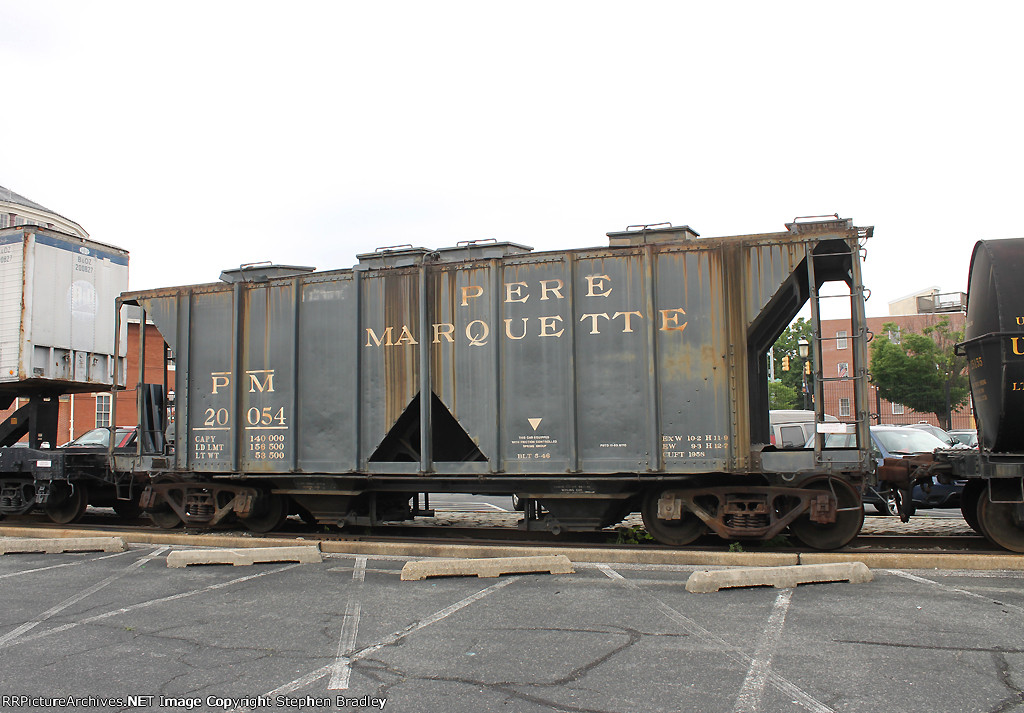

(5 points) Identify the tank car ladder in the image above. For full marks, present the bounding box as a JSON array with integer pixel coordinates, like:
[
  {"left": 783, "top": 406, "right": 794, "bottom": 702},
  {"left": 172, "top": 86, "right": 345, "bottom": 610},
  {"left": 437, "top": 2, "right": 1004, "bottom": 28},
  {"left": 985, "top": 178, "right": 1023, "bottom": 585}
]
[{"left": 804, "top": 239, "right": 873, "bottom": 474}]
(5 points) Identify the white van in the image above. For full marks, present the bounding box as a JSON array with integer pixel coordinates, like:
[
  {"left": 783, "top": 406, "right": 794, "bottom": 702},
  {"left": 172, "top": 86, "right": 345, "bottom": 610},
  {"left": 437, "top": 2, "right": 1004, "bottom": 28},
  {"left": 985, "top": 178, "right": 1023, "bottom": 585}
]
[{"left": 769, "top": 410, "right": 839, "bottom": 448}]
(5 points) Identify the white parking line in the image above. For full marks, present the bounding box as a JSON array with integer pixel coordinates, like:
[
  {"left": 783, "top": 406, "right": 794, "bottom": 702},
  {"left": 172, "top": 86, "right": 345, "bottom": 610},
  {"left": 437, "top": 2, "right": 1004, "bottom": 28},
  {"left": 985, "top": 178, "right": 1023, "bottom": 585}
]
[
  {"left": 0, "top": 548, "right": 135, "bottom": 579},
  {"left": 733, "top": 589, "right": 793, "bottom": 713},
  {"left": 328, "top": 600, "right": 362, "bottom": 690},
  {"left": 598, "top": 565, "right": 832, "bottom": 713},
  {"left": 912, "top": 569, "right": 1024, "bottom": 579},
  {"left": 13, "top": 562, "right": 303, "bottom": 648},
  {"left": 329, "top": 556, "right": 368, "bottom": 690},
  {"left": 352, "top": 555, "right": 367, "bottom": 582},
  {"left": 237, "top": 576, "right": 519, "bottom": 709},
  {"left": 0, "top": 546, "right": 169, "bottom": 648},
  {"left": 887, "top": 569, "right": 1024, "bottom": 615}
]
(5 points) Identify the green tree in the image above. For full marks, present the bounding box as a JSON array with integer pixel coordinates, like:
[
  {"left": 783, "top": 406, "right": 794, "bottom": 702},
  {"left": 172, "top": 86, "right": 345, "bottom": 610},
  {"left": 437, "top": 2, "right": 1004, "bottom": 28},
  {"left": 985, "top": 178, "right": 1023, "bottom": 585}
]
[
  {"left": 768, "top": 380, "right": 800, "bottom": 410},
  {"left": 771, "top": 317, "right": 813, "bottom": 403},
  {"left": 869, "top": 317, "right": 969, "bottom": 429}
]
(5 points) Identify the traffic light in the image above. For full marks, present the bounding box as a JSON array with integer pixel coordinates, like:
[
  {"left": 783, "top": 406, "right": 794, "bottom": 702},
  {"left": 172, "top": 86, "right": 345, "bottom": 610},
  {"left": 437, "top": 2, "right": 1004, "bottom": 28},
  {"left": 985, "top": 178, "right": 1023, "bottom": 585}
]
[
  {"left": 782, "top": 355, "right": 790, "bottom": 371},
  {"left": 804, "top": 360, "right": 811, "bottom": 375}
]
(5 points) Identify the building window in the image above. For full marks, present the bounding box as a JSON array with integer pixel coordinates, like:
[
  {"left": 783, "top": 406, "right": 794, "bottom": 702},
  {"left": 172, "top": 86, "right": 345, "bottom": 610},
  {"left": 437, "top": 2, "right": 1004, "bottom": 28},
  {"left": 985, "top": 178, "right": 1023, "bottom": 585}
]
[
  {"left": 836, "top": 331, "right": 848, "bottom": 349},
  {"left": 0, "top": 214, "right": 8, "bottom": 228},
  {"left": 837, "top": 362, "right": 849, "bottom": 378},
  {"left": 839, "top": 398, "right": 851, "bottom": 417},
  {"left": 95, "top": 394, "right": 111, "bottom": 427},
  {"left": 892, "top": 402, "right": 905, "bottom": 415},
  {"left": 888, "top": 328, "right": 901, "bottom": 345}
]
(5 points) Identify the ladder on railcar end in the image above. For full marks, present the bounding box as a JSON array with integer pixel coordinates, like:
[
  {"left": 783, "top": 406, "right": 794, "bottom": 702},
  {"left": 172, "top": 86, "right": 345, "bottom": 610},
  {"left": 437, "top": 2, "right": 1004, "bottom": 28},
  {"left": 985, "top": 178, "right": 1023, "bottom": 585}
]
[{"left": 804, "top": 242, "right": 873, "bottom": 473}]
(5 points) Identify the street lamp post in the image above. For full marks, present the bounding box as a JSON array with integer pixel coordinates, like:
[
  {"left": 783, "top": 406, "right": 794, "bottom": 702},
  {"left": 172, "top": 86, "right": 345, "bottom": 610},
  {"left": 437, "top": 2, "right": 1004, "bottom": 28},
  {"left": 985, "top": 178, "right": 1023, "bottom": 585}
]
[{"left": 798, "top": 337, "right": 811, "bottom": 410}]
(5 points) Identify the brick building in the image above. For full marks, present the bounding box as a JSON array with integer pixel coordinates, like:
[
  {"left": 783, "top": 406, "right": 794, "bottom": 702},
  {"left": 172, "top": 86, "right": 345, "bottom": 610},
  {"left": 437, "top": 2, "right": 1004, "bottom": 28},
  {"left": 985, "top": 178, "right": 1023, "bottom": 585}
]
[{"left": 815, "top": 288, "right": 972, "bottom": 431}]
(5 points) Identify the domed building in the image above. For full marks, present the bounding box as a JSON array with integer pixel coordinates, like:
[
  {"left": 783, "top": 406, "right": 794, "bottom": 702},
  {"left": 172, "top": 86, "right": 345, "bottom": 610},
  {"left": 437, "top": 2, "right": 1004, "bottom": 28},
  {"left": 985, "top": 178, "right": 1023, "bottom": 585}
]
[{"left": 0, "top": 184, "right": 89, "bottom": 238}]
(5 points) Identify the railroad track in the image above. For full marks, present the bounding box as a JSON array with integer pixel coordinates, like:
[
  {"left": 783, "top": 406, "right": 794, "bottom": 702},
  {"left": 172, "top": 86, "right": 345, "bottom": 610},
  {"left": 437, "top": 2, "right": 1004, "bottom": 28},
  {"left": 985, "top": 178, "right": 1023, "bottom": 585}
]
[{"left": 0, "top": 511, "right": 1005, "bottom": 557}]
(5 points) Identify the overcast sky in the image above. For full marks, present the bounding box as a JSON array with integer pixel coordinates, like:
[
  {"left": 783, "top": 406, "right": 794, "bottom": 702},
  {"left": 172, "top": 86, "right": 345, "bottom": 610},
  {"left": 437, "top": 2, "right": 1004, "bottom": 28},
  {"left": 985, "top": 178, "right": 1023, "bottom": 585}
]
[{"left": 2, "top": 1, "right": 1021, "bottom": 317}]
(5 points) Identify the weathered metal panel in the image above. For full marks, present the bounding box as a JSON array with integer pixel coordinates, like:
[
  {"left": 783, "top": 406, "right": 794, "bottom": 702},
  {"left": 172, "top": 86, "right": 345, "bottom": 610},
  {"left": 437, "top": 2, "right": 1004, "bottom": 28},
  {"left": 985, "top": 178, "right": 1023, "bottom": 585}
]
[
  {"left": 428, "top": 263, "right": 500, "bottom": 469},
  {"left": 742, "top": 241, "right": 805, "bottom": 328},
  {"left": 296, "top": 275, "right": 359, "bottom": 472},
  {"left": 140, "top": 294, "right": 179, "bottom": 355},
  {"left": 359, "top": 268, "right": 421, "bottom": 464},
  {"left": 654, "top": 245, "right": 734, "bottom": 472},
  {"left": 496, "top": 256, "right": 575, "bottom": 473},
  {"left": 186, "top": 289, "right": 236, "bottom": 472},
  {"left": 572, "top": 250, "right": 651, "bottom": 472},
  {"left": 135, "top": 292, "right": 185, "bottom": 465},
  {"left": 239, "top": 283, "right": 296, "bottom": 472}
]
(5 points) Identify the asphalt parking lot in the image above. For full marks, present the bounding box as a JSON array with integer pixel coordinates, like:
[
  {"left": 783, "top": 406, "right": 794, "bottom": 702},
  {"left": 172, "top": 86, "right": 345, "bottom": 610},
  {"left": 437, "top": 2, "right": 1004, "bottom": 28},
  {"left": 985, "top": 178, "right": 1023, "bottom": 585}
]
[{"left": 1, "top": 543, "right": 1023, "bottom": 713}]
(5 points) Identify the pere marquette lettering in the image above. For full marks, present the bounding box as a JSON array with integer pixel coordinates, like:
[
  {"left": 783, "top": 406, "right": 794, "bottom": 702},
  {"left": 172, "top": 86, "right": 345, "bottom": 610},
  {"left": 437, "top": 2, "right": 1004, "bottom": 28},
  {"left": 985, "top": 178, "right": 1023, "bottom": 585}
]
[{"left": 363, "top": 275, "right": 688, "bottom": 347}]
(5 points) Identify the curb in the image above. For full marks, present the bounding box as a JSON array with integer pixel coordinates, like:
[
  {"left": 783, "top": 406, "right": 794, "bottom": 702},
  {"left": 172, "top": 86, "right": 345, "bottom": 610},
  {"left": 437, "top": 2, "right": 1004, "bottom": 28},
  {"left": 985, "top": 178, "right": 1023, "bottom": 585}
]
[
  {"left": 400, "top": 554, "right": 574, "bottom": 580},
  {"left": 685, "top": 562, "right": 873, "bottom": 593},
  {"left": 166, "top": 545, "right": 322, "bottom": 568},
  {"left": 0, "top": 536, "right": 127, "bottom": 554},
  {"left": 0, "top": 525, "right": 1020, "bottom": 571}
]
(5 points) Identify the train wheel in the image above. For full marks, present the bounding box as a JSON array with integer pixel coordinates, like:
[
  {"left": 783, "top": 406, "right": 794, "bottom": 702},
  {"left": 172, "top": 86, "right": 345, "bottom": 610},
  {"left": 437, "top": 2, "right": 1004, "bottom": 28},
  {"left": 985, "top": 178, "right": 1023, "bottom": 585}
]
[
  {"left": 149, "top": 508, "right": 182, "bottom": 529},
  {"left": 977, "top": 495, "right": 1024, "bottom": 553},
  {"left": 640, "top": 489, "right": 706, "bottom": 546},
  {"left": 789, "top": 478, "right": 863, "bottom": 551},
  {"left": 960, "top": 480, "right": 985, "bottom": 535},
  {"left": 239, "top": 492, "right": 287, "bottom": 533},
  {"left": 45, "top": 482, "right": 89, "bottom": 524}
]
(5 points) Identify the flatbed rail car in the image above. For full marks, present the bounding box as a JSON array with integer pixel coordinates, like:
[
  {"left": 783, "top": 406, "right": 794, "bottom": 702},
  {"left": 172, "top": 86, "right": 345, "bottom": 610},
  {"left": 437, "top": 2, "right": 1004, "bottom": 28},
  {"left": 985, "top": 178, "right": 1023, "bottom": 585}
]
[
  {"left": 880, "top": 238, "right": 1024, "bottom": 552},
  {"left": 0, "top": 226, "right": 130, "bottom": 523},
  {"left": 114, "top": 216, "right": 875, "bottom": 549}
]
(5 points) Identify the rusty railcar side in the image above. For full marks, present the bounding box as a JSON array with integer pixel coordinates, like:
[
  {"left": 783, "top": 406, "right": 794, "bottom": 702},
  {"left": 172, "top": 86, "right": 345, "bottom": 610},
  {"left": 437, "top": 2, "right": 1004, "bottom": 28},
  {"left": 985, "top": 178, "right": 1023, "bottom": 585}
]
[{"left": 116, "top": 217, "right": 874, "bottom": 548}]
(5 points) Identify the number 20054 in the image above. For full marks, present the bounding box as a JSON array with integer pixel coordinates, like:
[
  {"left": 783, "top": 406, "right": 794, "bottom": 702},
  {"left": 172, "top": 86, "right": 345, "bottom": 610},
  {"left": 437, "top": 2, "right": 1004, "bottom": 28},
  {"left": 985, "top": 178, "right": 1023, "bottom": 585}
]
[{"left": 202, "top": 407, "right": 288, "bottom": 427}]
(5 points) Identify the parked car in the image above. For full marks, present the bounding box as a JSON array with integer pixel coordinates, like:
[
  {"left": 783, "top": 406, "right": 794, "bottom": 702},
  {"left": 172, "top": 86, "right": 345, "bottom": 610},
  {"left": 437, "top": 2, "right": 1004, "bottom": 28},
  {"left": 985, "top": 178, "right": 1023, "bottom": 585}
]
[
  {"left": 61, "top": 427, "right": 137, "bottom": 450},
  {"left": 769, "top": 410, "right": 839, "bottom": 448},
  {"left": 904, "top": 422, "right": 958, "bottom": 446},
  {"left": 809, "top": 425, "right": 965, "bottom": 515},
  {"left": 948, "top": 429, "right": 979, "bottom": 448}
]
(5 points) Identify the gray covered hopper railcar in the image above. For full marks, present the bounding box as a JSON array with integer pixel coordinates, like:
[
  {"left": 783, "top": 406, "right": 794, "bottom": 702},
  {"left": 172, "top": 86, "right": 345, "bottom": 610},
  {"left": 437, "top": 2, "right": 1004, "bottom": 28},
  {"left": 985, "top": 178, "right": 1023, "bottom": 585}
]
[{"left": 117, "top": 216, "right": 874, "bottom": 548}]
